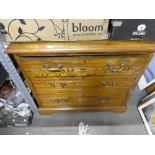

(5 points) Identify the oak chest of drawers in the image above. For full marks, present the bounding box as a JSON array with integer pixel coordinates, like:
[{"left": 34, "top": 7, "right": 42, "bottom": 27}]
[{"left": 6, "top": 41, "right": 155, "bottom": 114}]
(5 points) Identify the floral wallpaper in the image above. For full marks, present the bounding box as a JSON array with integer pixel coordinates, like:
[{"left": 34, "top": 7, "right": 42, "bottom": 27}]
[{"left": 0, "top": 19, "right": 109, "bottom": 42}]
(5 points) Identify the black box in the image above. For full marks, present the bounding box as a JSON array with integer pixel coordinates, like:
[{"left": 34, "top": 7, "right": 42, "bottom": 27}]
[
  {"left": 0, "top": 63, "right": 8, "bottom": 87},
  {"left": 110, "top": 19, "right": 155, "bottom": 41}
]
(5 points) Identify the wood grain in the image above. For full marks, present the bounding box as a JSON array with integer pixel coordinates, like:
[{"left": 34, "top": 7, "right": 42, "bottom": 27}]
[
  {"left": 5, "top": 40, "right": 155, "bottom": 55},
  {"left": 39, "top": 106, "right": 127, "bottom": 115},
  {"left": 145, "top": 82, "right": 155, "bottom": 94}
]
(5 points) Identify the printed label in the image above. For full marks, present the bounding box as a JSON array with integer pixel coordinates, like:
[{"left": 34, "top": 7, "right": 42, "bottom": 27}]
[{"left": 132, "top": 24, "right": 146, "bottom": 36}]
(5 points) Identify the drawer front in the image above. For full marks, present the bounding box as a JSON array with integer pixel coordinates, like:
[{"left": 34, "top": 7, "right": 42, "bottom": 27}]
[
  {"left": 31, "top": 76, "right": 135, "bottom": 91},
  {"left": 39, "top": 95, "right": 126, "bottom": 108},
  {"left": 21, "top": 55, "right": 147, "bottom": 77}
]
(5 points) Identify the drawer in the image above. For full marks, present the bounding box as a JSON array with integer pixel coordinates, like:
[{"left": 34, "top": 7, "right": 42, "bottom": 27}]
[
  {"left": 31, "top": 76, "right": 135, "bottom": 91},
  {"left": 21, "top": 55, "right": 147, "bottom": 77},
  {"left": 39, "top": 95, "right": 126, "bottom": 108}
]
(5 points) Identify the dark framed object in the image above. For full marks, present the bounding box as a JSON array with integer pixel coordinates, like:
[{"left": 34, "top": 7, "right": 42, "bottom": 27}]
[
  {"left": 138, "top": 95, "right": 155, "bottom": 135},
  {"left": 0, "top": 63, "right": 8, "bottom": 87}
]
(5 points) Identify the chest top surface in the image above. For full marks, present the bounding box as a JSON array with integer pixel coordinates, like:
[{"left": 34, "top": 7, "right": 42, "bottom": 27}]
[{"left": 5, "top": 40, "right": 155, "bottom": 56}]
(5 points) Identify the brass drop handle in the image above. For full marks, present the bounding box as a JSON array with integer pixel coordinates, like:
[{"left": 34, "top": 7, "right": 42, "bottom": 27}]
[
  {"left": 52, "top": 99, "right": 70, "bottom": 104},
  {"left": 102, "top": 81, "right": 116, "bottom": 87},
  {"left": 107, "top": 62, "right": 125, "bottom": 72},
  {"left": 43, "top": 64, "right": 64, "bottom": 72},
  {"left": 50, "top": 82, "right": 66, "bottom": 88}
]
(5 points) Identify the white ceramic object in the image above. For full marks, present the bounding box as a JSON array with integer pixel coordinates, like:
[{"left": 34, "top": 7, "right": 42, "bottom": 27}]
[
  {"left": 17, "top": 109, "right": 31, "bottom": 117},
  {"left": 4, "top": 104, "right": 14, "bottom": 112},
  {"left": 17, "top": 103, "right": 29, "bottom": 111}
]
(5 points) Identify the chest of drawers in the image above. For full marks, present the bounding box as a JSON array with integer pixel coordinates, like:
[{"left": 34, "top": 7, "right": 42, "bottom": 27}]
[{"left": 5, "top": 41, "right": 155, "bottom": 115}]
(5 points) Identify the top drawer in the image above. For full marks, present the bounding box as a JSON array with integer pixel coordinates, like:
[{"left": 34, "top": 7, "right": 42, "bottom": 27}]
[{"left": 20, "top": 55, "right": 147, "bottom": 77}]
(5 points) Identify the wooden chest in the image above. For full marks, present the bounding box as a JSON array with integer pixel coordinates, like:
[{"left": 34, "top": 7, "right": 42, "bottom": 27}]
[{"left": 5, "top": 41, "right": 155, "bottom": 115}]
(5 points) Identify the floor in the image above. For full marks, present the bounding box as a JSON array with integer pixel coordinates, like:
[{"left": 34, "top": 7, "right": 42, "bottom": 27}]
[{"left": 0, "top": 86, "right": 147, "bottom": 135}]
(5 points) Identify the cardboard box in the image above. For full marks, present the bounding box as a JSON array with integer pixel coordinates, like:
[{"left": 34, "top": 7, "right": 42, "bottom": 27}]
[
  {"left": 0, "top": 19, "right": 109, "bottom": 42},
  {"left": 111, "top": 19, "right": 155, "bottom": 41}
]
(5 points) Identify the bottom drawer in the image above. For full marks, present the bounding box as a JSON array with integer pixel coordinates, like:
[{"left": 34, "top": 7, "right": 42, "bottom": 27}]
[{"left": 39, "top": 95, "right": 126, "bottom": 108}]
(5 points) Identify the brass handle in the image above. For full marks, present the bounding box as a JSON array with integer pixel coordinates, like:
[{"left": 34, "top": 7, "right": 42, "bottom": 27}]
[
  {"left": 102, "top": 81, "right": 116, "bottom": 87},
  {"left": 53, "top": 99, "right": 69, "bottom": 104},
  {"left": 107, "top": 62, "right": 125, "bottom": 72},
  {"left": 43, "top": 64, "right": 64, "bottom": 72},
  {"left": 50, "top": 82, "right": 66, "bottom": 89},
  {"left": 101, "top": 96, "right": 111, "bottom": 103}
]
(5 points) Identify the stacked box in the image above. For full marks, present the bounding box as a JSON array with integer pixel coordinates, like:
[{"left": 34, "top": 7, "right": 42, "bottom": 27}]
[
  {"left": 0, "top": 19, "right": 109, "bottom": 42},
  {"left": 111, "top": 19, "right": 155, "bottom": 41}
]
